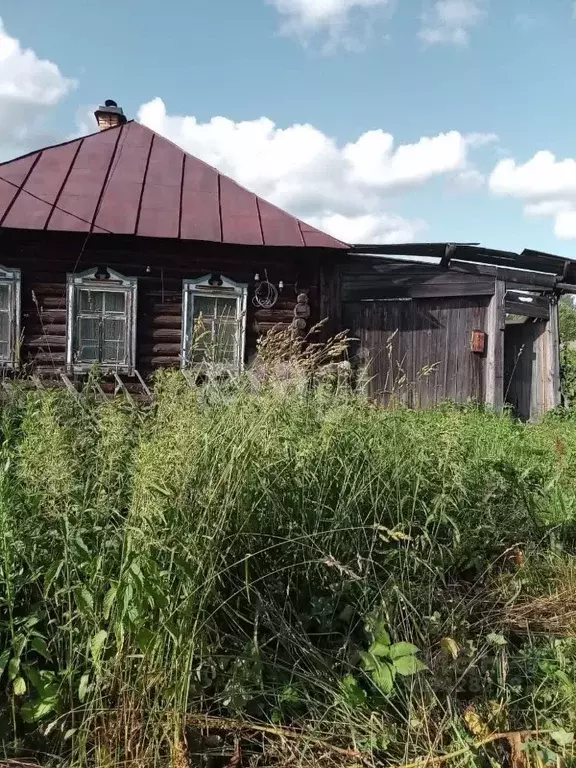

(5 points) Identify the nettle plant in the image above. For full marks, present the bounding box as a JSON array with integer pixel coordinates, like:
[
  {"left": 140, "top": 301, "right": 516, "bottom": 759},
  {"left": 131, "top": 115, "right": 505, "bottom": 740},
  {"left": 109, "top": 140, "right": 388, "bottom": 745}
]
[{"left": 342, "top": 619, "right": 427, "bottom": 701}]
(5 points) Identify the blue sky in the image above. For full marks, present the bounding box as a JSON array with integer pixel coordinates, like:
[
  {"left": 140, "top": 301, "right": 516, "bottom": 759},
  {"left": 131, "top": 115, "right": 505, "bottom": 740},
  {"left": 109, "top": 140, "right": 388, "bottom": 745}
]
[{"left": 2, "top": 0, "right": 576, "bottom": 254}]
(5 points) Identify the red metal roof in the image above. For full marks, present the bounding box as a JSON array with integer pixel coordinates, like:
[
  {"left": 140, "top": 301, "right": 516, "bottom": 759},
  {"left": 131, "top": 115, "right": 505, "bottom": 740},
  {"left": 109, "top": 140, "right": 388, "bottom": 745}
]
[{"left": 0, "top": 121, "right": 348, "bottom": 249}]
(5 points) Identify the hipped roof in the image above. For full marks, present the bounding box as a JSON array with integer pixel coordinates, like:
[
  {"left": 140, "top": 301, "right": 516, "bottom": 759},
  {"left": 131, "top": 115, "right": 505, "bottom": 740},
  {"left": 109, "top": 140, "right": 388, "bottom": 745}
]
[{"left": 0, "top": 121, "right": 348, "bottom": 250}]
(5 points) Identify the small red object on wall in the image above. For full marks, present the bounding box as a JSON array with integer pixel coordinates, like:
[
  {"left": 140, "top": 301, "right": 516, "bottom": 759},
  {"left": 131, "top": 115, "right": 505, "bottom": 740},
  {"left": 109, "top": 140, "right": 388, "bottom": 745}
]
[{"left": 471, "top": 330, "right": 486, "bottom": 353}]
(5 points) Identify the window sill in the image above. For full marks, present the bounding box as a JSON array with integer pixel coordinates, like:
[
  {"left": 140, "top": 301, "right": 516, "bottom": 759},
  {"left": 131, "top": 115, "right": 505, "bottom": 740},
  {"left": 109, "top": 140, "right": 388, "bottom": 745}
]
[{"left": 68, "top": 364, "right": 134, "bottom": 376}]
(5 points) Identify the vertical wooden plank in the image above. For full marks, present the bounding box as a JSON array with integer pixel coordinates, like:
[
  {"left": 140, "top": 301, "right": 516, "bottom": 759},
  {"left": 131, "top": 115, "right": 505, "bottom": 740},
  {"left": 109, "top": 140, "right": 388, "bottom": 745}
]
[
  {"left": 319, "top": 261, "right": 341, "bottom": 338},
  {"left": 485, "top": 280, "right": 505, "bottom": 410},
  {"left": 545, "top": 300, "right": 561, "bottom": 412}
]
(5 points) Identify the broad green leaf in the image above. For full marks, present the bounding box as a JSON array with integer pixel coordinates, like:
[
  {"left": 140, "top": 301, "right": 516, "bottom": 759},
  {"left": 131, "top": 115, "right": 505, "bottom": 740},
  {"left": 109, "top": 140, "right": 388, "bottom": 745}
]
[
  {"left": 371, "top": 661, "right": 395, "bottom": 694},
  {"left": 388, "top": 642, "right": 420, "bottom": 660},
  {"left": 486, "top": 632, "right": 507, "bottom": 646},
  {"left": 394, "top": 655, "right": 428, "bottom": 676},
  {"left": 339, "top": 674, "right": 367, "bottom": 707},
  {"left": 8, "top": 656, "right": 20, "bottom": 681},
  {"left": 76, "top": 586, "right": 94, "bottom": 613},
  {"left": 30, "top": 637, "right": 50, "bottom": 660},
  {"left": 0, "top": 648, "right": 11, "bottom": 676},
  {"left": 369, "top": 641, "right": 392, "bottom": 658},
  {"left": 13, "top": 676, "right": 27, "bottom": 696},
  {"left": 103, "top": 585, "right": 117, "bottom": 620},
  {"left": 359, "top": 651, "right": 378, "bottom": 671},
  {"left": 24, "top": 665, "right": 43, "bottom": 692},
  {"left": 78, "top": 673, "right": 90, "bottom": 703},
  {"left": 90, "top": 630, "right": 108, "bottom": 665},
  {"left": 551, "top": 730, "right": 574, "bottom": 747},
  {"left": 20, "top": 697, "right": 58, "bottom": 722}
]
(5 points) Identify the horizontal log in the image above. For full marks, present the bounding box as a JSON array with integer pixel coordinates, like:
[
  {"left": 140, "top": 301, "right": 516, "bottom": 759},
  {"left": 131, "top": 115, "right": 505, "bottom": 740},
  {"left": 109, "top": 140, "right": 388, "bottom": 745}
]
[
  {"left": 31, "top": 296, "right": 68, "bottom": 310},
  {"left": 251, "top": 321, "right": 292, "bottom": 333},
  {"left": 140, "top": 328, "right": 181, "bottom": 342},
  {"left": 24, "top": 309, "right": 66, "bottom": 323},
  {"left": 140, "top": 343, "right": 182, "bottom": 355},
  {"left": 148, "top": 315, "right": 182, "bottom": 329},
  {"left": 25, "top": 323, "right": 67, "bottom": 336},
  {"left": 29, "top": 284, "right": 67, "bottom": 298},
  {"left": 25, "top": 336, "right": 67, "bottom": 348},
  {"left": 138, "top": 356, "right": 180, "bottom": 367},
  {"left": 252, "top": 309, "right": 296, "bottom": 323},
  {"left": 148, "top": 302, "right": 183, "bottom": 315},
  {"left": 25, "top": 353, "right": 66, "bottom": 365}
]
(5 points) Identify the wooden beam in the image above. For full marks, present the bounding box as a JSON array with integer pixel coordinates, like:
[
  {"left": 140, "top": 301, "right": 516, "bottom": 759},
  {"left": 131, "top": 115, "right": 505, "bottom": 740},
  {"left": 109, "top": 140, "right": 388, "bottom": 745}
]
[
  {"left": 450, "top": 260, "right": 558, "bottom": 289},
  {"left": 485, "top": 280, "right": 505, "bottom": 410},
  {"left": 505, "top": 300, "right": 550, "bottom": 320}
]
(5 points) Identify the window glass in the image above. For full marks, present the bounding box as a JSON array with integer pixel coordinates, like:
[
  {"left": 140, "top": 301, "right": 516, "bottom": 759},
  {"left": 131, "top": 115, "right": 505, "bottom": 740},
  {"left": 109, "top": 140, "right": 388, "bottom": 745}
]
[{"left": 73, "top": 283, "right": 133, "bottom": 368}]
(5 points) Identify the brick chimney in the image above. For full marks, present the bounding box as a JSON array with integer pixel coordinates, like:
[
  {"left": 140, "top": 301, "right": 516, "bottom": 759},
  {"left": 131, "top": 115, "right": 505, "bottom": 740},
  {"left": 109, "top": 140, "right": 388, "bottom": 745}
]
[{"left": 94, "top": 99, "right": 127, "bottom": 131}]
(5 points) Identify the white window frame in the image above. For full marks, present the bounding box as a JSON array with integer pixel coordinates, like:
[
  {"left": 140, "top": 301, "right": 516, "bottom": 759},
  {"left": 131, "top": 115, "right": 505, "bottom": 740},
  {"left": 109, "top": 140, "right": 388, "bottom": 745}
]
[
  {"left": 66, "top": 266, "right": 137, "bottom": 374},
  {"left": 0, "top": 264, "right": 21, "bottom": 369},
  {"left": 182, "top": 274, "right": 248, "bottom": 371}
]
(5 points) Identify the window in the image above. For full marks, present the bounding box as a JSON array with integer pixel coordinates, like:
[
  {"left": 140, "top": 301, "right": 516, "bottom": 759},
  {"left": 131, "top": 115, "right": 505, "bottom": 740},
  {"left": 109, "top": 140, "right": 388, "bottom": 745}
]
[
  {"left": 182, "top": 274, "right": 248, "bottom": 369},
  {"left": 66, "top": 267, "right": 137, "bottom": 373},
  {"left": 0, "top": 264, "right": 21, "bottom": 368}
]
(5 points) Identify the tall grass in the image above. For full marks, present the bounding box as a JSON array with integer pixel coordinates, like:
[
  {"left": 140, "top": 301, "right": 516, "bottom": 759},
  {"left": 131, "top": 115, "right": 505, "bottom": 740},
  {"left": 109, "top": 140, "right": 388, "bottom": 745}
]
[{"left": 1, "top": 364, "right": 576, "bottom": 767}]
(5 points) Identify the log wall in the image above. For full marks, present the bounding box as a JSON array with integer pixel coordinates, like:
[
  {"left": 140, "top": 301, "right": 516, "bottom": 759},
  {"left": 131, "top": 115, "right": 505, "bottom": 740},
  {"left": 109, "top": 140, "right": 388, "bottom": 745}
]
[{"left": 1, "top": 230, "right": 324, "bottom": 377}]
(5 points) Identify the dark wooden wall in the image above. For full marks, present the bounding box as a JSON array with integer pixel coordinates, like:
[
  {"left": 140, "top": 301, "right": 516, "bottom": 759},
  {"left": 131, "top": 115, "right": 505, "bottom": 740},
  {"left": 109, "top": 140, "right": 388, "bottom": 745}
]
[
  {"left": 1, "top": 229, "right": 324, "bottom": 377},
  {"left": 324, "top": 258, "right": 495, "bottom": 406},
  {"left": 344, "top": 297, "right": 490, "bottom": 406}
]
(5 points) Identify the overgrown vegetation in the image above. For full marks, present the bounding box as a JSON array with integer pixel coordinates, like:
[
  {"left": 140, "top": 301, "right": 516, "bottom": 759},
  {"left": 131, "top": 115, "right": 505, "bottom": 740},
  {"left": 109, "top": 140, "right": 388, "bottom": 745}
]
[{"left": 1, "top": 332, "right": 576, "bottom": 768}]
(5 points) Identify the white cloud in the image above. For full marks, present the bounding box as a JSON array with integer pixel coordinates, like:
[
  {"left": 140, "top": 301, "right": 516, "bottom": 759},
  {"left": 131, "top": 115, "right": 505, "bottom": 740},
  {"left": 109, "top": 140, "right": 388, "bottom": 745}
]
[
  {"left": 489, "top": 150, "right": 576, "bottom": 240},
  {"left": 419, "top": 0, "right": 485, "bottom": 46},
  {"left": 307, "top": 212, "right": 427, "bottom": 243},
  {"left": 0, "top": 17, "right": 75, "bottom": 157},
  {"left": 267, "top": 0, "right": 395, "bottom": 48},
  {"left": 138, "top": 97, "right": 484, "bottom": 244}
]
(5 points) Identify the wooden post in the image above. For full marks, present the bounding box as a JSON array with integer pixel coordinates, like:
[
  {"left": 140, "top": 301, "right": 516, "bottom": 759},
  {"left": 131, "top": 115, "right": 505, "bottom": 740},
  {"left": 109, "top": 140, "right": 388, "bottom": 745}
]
[
  {"left": 485, "top": 280, "right": 505, "bottom": 410},
  {"left": 544, "top": 298, "right": 561, "bottom": 411}
]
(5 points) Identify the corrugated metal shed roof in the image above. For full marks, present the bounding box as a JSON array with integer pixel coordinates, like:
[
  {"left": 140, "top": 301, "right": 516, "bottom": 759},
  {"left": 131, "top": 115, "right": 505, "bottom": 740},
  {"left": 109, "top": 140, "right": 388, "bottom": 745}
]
[{"left": 0, "top": 121, "right": 348, "bottom": 250}]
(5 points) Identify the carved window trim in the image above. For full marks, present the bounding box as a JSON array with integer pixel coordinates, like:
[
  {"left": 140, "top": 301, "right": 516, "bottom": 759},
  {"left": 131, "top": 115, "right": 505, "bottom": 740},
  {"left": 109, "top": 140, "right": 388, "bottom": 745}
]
[
  {"left": 182, "top": 274, "right": 248, "bottom": 371},
  {"left": 66, "top": 267, "right": 137, "bottom": 374},
  {"left": 0, "top": 264, "right": 21, "bottom": 369}
]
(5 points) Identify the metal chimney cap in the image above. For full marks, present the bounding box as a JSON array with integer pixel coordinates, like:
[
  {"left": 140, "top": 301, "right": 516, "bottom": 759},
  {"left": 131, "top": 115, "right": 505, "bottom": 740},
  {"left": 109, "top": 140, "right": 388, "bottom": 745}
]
[{"left": 94, "top": 99, "right": 127, "bottom": 127}]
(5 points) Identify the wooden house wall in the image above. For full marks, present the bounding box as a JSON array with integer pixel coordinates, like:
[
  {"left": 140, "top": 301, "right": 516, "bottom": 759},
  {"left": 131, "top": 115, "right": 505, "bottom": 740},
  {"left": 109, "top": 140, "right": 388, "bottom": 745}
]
[
  {"left": 344, "top": 297, "right": 490, "bottom": 406},
  {"left": 1, "top": 230, "right": 323, "bottom": 377},
  {"left": 322, "top": 258, "right": 496, "bottom": 405}
]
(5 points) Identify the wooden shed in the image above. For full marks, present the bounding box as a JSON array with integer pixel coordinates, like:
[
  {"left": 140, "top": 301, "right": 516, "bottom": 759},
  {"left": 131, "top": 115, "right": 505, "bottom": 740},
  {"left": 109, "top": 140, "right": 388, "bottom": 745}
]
[{"left": 0, "top": 100, "right": 574, "bottom": 419}]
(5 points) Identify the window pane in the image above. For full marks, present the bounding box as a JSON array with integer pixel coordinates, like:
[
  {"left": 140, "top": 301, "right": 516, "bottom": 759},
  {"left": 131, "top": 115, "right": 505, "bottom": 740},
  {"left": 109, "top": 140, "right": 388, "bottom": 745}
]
[
  {"left": 0, "top": 285, "right": 10, "bottom": 311},
  {"left": 102, "top": 318, "right": 126, "bottom": 363},
  {"left": 215, "top": 297, "right": 238, "bottom": 320},
  {"left": 193, "top": 296, "right": 217, "bottom": 320},
  {"left": 0, "top": 310, "right": 9, "bottom": 359},
  {"left": 213, "top": 320, "right": 237, "bottom": 363},
  {"left": 77, "top": 317, "right": 100, "bottom": 362},
  {"left": 80, "top": 290, "right": 104, "bottom": 313},
  {"left": 104, "top": 291, "right": 126, "bottom": 313}
]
